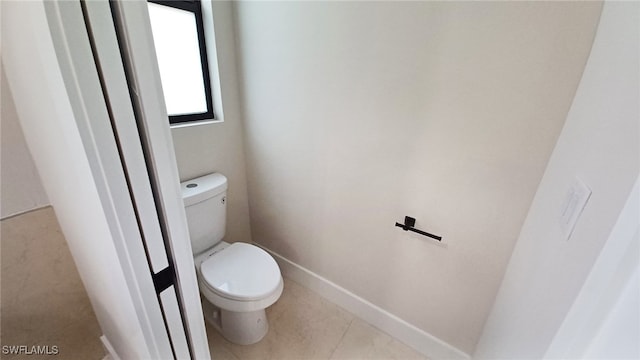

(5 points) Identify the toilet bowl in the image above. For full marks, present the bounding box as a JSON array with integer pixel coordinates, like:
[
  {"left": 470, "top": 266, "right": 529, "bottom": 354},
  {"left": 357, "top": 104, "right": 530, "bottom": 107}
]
[
  {"left": 182, "top": 173, "right": 283, "bottom": 345},
  {"left": 195, "top": 241, "right": 283, "bottom": 344}
]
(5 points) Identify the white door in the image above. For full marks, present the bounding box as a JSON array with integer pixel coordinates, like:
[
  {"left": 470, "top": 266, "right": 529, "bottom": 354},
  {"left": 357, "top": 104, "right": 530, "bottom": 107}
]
[{"left": 44, "top": 1, "right": 211, "bottom": 358}]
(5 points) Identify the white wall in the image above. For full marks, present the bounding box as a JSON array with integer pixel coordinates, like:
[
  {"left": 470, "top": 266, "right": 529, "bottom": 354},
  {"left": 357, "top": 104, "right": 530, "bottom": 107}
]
[
  {"left": 474, "top": 2, "right": 639, "bottom": 358},
  {"left": 170, "top": 0, "right": 252, "bottom": 245},
  {"left": 234, "top": 2, "right": 601, "bottom": 354},
  {"left": 543, "top": 176, "right": 639, "bottom": 359},
  {"left": 2, "top": 2, "right": 158, "bottom": 358},
  {"left": 584, "top": 265, "right": 640, "bottom": 358},
  {"left": 1, "top": 67, "right": 49, "bottom": 219}
]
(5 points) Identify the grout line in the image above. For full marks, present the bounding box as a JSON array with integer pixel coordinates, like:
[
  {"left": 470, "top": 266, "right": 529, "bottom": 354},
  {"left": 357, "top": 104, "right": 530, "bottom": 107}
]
[
  {"left": 1, "top": 204, "right": 52, "bottom": 221},
  {"left": 327, "top": 314, "right": 355, "bottom": 360}
]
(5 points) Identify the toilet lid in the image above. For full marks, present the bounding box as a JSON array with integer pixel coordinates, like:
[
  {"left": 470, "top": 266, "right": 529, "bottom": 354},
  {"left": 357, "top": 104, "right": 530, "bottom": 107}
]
[{"left": 200, "top": 243, "right": 282, "bottom": 301}]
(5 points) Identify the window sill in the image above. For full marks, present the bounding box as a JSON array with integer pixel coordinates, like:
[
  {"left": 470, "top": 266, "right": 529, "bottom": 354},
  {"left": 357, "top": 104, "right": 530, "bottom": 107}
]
[{"left": 169, "top": 119, "right": 222, "bottom": 129}]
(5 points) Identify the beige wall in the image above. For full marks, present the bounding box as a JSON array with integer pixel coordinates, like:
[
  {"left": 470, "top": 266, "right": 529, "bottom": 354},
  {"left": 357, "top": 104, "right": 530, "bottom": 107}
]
[
  {"left": 170, "top": 0, "right": 252, "bottom": 245},
  {"left": 1, "top": 66, "right": 49, "bottom": 218},
  {"left": 234, "top": 1, "right": 602, "bottom": 354},
  {"left": 474, "top": 2, "right": 639, "bottom": 357}
]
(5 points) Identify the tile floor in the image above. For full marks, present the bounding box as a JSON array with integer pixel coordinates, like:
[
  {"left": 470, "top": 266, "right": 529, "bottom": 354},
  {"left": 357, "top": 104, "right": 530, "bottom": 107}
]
[
  {"left": 2, "top": 207, "right": 426, "bottom": 359},
  {"left": 1, "top": 207, "right": 105, "bottom": 360},
  {"left": 207, "top": 279, "right": 428, "bottom": 360}
]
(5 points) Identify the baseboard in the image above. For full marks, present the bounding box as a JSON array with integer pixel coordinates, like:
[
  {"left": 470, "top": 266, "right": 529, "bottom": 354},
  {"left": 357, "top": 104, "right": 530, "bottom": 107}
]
[
  {"left": 100, "top": 335, "right": 120, "bottom": 360},
  {"left": 0, "top": 204, "right": 51, "bottom": 221},
  {"left": 262, "top": 247, "right": 470, "bottom": 360}
]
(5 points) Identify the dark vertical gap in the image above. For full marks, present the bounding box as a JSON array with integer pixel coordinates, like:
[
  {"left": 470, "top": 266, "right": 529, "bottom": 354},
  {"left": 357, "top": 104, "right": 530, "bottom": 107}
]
[
  {"left": 79, "top": 0, "right": 181, "bottom": 358},
  {"left": 78, "top": 0, "right": 156, "bottom": 290},
  {"left": 105, "top": 1, "right": 195, "bottom": 358}
]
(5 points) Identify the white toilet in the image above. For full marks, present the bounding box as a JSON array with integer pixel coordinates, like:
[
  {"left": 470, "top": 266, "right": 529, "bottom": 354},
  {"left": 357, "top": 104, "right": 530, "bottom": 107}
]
[{"left": 181, "top": 173, "right": 283, "bottom": 345}]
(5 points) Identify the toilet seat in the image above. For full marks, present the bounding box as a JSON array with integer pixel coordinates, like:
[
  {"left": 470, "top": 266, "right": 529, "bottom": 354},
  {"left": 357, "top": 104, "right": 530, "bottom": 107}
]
[{"left": 200, "top": 243, "right": 281, "bottom": 302}]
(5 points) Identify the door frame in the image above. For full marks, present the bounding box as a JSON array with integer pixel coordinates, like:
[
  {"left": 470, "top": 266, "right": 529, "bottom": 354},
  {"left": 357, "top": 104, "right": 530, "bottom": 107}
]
[
  {"left": 545, "top": 175, "right": 639, "bottom": 357},
  {"left": 88, "top": 0, "right": 212, "bottom": 358},
  {"left": 6, "top": 0, "right": 210, "bottom": 358}
]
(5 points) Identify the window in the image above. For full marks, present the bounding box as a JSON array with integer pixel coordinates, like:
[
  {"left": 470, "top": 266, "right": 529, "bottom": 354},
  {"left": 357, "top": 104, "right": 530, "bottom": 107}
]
[{"left": 147, "top": 0, "right": 214, "bottom": 124}]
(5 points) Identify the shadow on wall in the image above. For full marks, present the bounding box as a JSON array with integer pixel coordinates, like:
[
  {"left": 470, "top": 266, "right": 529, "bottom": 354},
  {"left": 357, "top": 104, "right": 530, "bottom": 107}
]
[{"left": 0, "top": 65, "right": 49, "bottom": 219}]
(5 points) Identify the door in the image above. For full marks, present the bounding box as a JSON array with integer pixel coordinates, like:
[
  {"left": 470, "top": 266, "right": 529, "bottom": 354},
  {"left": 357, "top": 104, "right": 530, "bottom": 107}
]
[
  {"left": 42, "top": 0, "right": 211, "bottom": 358},
  {"left": 81, "top": 1, "right": 211, "bottom": 358}
]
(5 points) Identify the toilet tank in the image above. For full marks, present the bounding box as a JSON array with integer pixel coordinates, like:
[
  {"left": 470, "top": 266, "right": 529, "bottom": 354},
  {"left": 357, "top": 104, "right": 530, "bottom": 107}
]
[{"left": 181, "top": 173, "right": 228, "bottom": 255}]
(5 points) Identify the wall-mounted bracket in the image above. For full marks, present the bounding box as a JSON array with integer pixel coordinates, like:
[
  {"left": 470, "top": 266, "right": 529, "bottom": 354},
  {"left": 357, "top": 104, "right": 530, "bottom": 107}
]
[{"left": 395, "top": 216, "right": 442, "bottom": 241}]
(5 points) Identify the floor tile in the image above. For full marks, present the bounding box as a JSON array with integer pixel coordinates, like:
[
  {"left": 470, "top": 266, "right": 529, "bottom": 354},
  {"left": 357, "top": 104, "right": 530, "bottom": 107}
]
[
  {"left": 1, "top": 208, "right": 104, "bottom": 360},
  {"left": 330, "top": 318, "right": 428, "bottom": 360},
  {"left": 206, "top": 326, "right": 241, "bottom": 360},
  {"left": 206, "top": 277, "right": 429, "bottom": 360},
  {"left": 207, "top": 278, "right": 354, "bottom": 360}
]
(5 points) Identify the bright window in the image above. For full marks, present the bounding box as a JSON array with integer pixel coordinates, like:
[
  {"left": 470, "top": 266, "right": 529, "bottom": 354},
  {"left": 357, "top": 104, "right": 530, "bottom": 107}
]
[{"left": 148, "top": 0, "right": 214, "bottom": 124}]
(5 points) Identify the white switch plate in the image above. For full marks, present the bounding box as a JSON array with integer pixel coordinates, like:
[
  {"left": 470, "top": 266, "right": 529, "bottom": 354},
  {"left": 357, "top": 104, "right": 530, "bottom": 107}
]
[{"left": 560, "top": 177, "right": 592, "bottom": 240}]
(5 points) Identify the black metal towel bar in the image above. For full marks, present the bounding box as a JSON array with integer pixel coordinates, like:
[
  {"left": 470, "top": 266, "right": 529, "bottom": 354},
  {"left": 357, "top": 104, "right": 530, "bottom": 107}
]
[{"left": 395, "top": 216, "right": 442, "bottom": 241}]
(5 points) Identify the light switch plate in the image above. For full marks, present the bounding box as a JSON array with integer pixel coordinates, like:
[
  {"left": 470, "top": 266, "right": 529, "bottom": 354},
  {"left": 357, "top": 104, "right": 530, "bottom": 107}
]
[{"left": 560, "top": 177, "right": 592, "bottom": 240}]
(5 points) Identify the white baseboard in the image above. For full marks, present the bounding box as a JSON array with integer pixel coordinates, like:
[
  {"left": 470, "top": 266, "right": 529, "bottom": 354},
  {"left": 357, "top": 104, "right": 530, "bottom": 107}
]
[
  {"left": 263, "top": 247, "right": 470, "bottom": 360},
  {"left": 100, "top": 335, "right": 120, "bottom": 360},
  {"left": 0, "top": 204, "right": 51, "bottom": 221}
]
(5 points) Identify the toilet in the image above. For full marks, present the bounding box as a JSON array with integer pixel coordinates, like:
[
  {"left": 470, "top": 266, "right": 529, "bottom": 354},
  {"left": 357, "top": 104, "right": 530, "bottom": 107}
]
[{"left": 181, "top": 173, "right": 283, "bottom": 345}]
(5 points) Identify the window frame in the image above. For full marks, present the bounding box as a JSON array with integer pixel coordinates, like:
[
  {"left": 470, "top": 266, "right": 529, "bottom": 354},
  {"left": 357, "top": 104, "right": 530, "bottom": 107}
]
[{"left": 148, "top": 0, "right": 215, "bottom": 124}]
